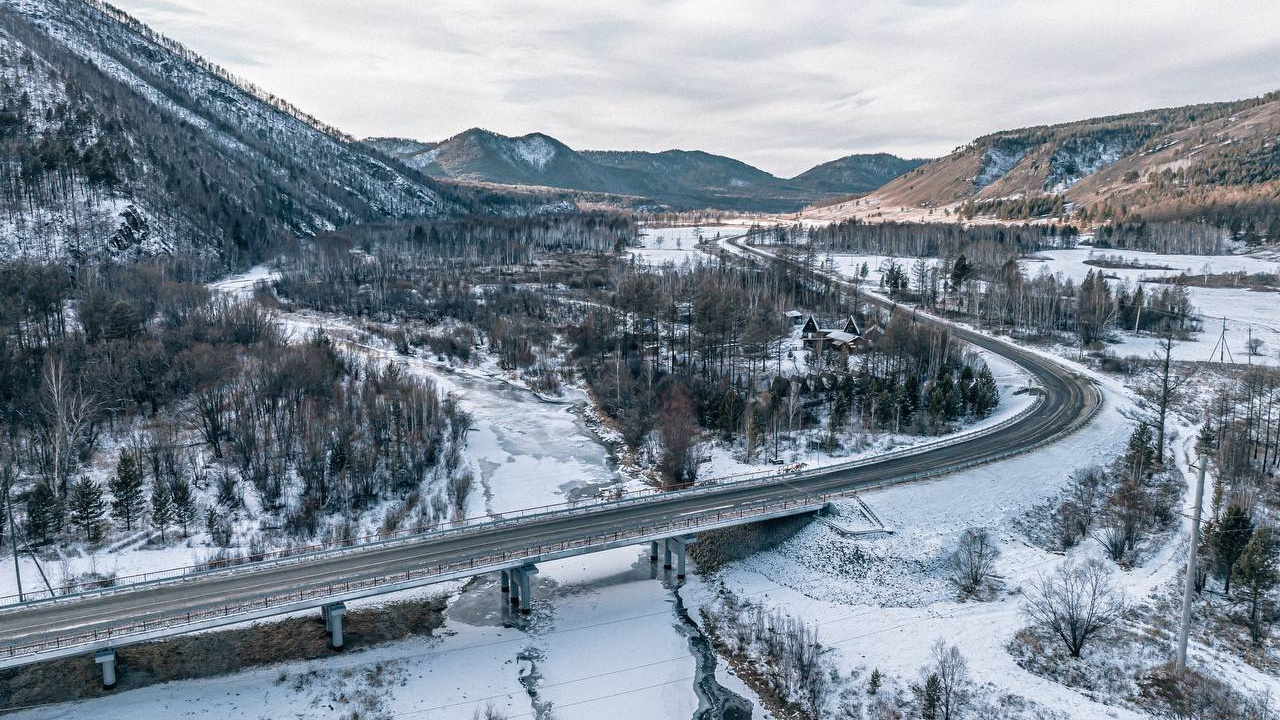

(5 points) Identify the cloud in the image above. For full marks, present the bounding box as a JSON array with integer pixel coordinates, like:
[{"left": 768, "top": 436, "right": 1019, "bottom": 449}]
[{"left": 112, "top": 0, "right": 1280, "bottom": 177}]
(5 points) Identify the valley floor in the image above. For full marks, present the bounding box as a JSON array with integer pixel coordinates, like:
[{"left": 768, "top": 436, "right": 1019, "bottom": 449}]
[{"left": 8, "top": 237, "right": 1278, "bottom": 720}]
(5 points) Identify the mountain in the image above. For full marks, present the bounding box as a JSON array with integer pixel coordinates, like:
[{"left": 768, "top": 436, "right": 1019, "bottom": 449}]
[
  {"left": 369, "top": 129, "right": 644, "bottom": 195},
  {"left": 367, "top": 132, "right": 925, "bottom": 212},
  {"left": 0, "top": 0, "right": 471, "bottom": 265},
  {"left": 866, "top": 92, "right": 1280, "bottom": 228},
  {"left": 789, "top": 153, "right": 928, "bottom": 196}
]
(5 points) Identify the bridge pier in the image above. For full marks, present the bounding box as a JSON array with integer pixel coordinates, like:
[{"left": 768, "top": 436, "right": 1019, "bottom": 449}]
[
  {"left": 500, "top": 569, "right": 511, "bottom": 595},
  {"left": 658, "top": 536, "right": 696, "bottom": 580},
  {"left": 95, "top": 648, "right": 117, "bottom": 690},
  {"left": 322, "top": 602, "right": 347, "bottom": 650},
  {"left": 649, "top": 540, "right": 659, "bottom": 564},
  {"left": 506, "top": 564, "right": 539, "bottom": 615}
]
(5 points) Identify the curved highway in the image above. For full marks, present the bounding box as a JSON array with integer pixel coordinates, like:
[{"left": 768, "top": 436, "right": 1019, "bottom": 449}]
[{"left": 0, "top": 236, "right": 1100, "bottom": 666}]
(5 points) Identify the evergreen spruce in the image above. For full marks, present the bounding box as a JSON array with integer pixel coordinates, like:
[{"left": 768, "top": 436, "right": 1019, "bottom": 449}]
[
  {"left": 109, "top": 451, "right": 146, "bottom": 531},
  {"left": 1232, "top": 526, "right": 1278, "bottom": 643},
  {"left": 151, "top": 479, "right": 174, "bottom": 542},
  {"left": 68, "top": 476, "right": 106, "bottom": 543},
  {"left": 171, "top": 476, "right": 196, "bottom": 538},
  {"left": 972, "top": 365, "right": 1000, "bottom": 417},
  {"left": 921, "top": 673, "right": 942, "bottom": 720},
  {"left": 1214, "top": 504, "right": 1255, "bottom": 593},
  {"left": 25, "top": 481, "right": 63, "bottom": 546}
]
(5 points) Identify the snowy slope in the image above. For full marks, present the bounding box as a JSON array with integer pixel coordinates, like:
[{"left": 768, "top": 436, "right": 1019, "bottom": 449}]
[{"left": 0, "top": 0, "right": 457, "bottom": 262}]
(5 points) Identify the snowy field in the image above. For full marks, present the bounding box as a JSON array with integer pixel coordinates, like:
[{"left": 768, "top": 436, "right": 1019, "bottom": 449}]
[
  {"left": 12, "top": 243, "right": 1274, "bottom": 719},
  {"left": 627, "top": 225, "right": 745, "bottom": 266},
  {"left": 806, "top": 245, "right": 1280, "bottom": 367},
  {"left": 1022, "top": 247, "right": 1280, "bottom": 365}
]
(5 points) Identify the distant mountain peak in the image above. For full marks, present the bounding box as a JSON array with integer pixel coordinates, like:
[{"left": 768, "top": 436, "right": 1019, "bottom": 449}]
[{"left": 365, "top": 131, "right": 926, "bottom": 211}]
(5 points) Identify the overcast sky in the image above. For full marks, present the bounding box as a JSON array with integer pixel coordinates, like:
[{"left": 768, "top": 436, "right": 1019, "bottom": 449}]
[{"left": 115, "top": 0, "right": 1280, "bottom": 177}]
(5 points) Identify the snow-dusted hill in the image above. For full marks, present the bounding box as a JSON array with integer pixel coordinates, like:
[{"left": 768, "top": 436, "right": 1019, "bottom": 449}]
[
  {"left": 0, "top": 0, "right": 458, "bottom": 263},
  {"left": 367, "top": 131, "right": 927, "bottom": 212}
]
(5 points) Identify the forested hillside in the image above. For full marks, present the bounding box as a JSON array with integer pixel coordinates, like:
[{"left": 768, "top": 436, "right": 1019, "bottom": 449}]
[
  {"left": 0, "top": 0, "right": 476, "bottom": 266},
  {"left": 867, "top": 92, "right": 1280, "bottom": 237}
]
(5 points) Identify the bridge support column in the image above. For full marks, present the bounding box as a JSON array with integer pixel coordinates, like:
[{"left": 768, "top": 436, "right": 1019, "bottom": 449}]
[
  {"left": 507, "top": 564, "right": 539, "bottom": 615},
  {"left": 649, "top": 540, "right": 659, "bottom": 564},
  {"left": 500, "top": 569, "right": 511, "bottom": 595},
  {"left": 95, "top": 648, "right": 117, "bottom": 690},
  {"left": 322, "top": 602, "right": 347, "bottom": 650},
  {"left": 657, "top": 536, "right": 696, "bottom": 580}
]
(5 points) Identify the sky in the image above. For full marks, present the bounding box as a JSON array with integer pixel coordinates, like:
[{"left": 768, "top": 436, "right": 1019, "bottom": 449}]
[{"left": 114, "top": 0, "right": 1280, "bottom": 178}]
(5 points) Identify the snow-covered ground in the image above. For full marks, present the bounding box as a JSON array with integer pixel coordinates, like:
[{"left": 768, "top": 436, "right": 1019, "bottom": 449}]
[
  {"left": 627, "top": 225, "right": 745, "bottom": 266},
  {"left": 1021, "top": 247, "right": 1280, "bottom": 365},
  {"left": 708, "top": 235, "right": 1280, "bottom": 716},
  {"left": 6, "top": 548, "right": 714, "bottom": 720},
  {"left": 13, "top": 241, "right": 1273, "bottom": 719},
  {"left": 803, "top": 244, "right": 1280, "bottom": 367},
  {"left": 691, "top": 368, "right": 1280, "bottom": 719}
]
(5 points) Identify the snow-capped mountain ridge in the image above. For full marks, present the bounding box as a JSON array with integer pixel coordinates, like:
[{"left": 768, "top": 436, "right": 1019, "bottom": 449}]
[{"left": 0, "top": 0, "right": 467, "bottom": 264}]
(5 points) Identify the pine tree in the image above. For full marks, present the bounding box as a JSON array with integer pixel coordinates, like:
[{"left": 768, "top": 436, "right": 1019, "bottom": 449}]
[
  {"left": 1232, "top": 526, "right": 1278, "bottom": 643},
  {"left": 921, "top": 673, "right": 942, "bottom": 720},
  {"left": 171, "top": 476, "right": 196, "bottom": 538},
  {"left": 1122, "top": 424, "right": 1156, "bottom": 484},
  {"left": 868, "top": 667, "right": 883, "bottom": 695},
  {"left": 1214, "top": 504, "right": 1255, "bottom": 593},
  {"left": 972, "top": 365, "right": 1000, "bottom": 417},
  {"left": 25, "top": 481, "right": 63, "bottom": 546},
  {"left": 68, "top": 476, "right": 106, "bottom": 543},
  {"left": 109, "top": 451, "right": 145, "bottom": 531},
  {"left": 151, "top": 480, "right": 174, "bottom": 543}
]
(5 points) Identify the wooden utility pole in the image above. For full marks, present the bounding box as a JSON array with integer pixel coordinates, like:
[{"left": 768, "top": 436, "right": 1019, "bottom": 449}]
[{"left": 1176, "top": 452, "right": 1209, "bottom": 675}]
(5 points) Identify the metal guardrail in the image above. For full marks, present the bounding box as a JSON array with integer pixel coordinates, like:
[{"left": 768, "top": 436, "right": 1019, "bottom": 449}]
[{"left": 1, "top": 494, "right": 830, "bottom": 661}]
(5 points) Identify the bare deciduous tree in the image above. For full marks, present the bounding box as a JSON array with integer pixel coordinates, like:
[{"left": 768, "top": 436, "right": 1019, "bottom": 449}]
[
  {"left": 924, "top": 639, "right": 971, "bottom": 720},
  {"left": 38, "top": 356, "right": 99, "bottom": 497},
  {"left": 949, "top": 527, "right": 1001, "bottom": 596},
  {"left": 1023, "top": 558, "right": 1125, "bottom": 658}
]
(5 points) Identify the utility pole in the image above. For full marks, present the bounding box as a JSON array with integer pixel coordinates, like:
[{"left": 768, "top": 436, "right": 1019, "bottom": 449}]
[
  {"left": 2, "top": 478, "right": 21, "bottom": 603},
  {"left": 1176, "top": 450, "right": 1209, "bottom": 675},
  {"left": 1208, "top": 317, "right": 1233, "bottom": 364}
]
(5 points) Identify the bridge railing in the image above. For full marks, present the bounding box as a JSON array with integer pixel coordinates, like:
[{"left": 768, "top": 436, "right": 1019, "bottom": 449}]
[
  {"left": 0, "top": 386, "right": 1046, "bottom": 609},
  {"left": 1, "top": 492, "right": 834, "bottom": 661}
]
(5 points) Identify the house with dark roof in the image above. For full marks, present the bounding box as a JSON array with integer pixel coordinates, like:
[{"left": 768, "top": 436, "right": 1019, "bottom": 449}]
[{"left": 801, "top": 315, "right": 865, "bottom": 353}]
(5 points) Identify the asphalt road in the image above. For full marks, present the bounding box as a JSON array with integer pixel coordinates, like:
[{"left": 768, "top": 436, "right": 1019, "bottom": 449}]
[{"left": 0, "top": 237, "right": 1099, "bottom": 662}]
